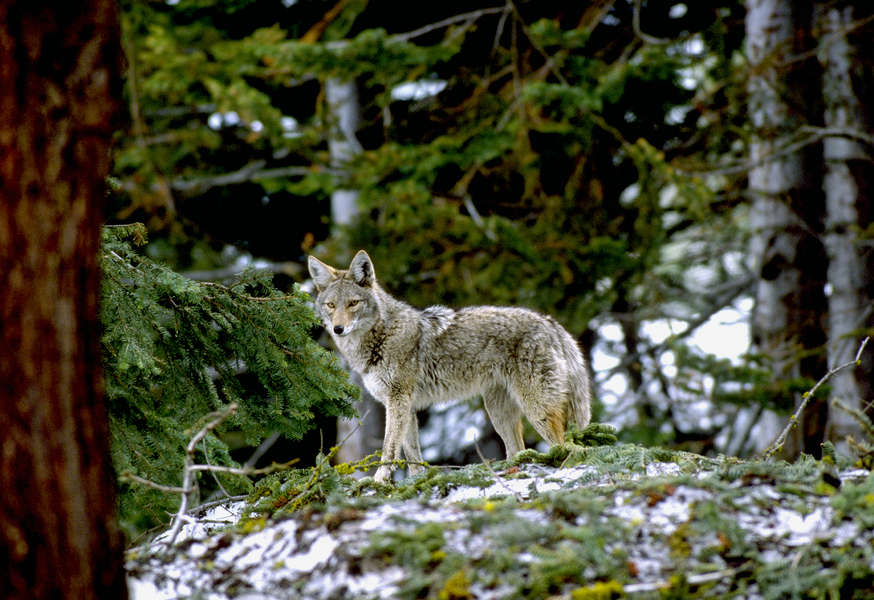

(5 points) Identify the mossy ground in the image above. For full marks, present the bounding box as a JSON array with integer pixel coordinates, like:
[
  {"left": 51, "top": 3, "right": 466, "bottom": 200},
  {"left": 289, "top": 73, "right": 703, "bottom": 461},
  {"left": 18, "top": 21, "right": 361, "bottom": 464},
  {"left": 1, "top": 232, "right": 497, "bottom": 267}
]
[{"left": 128, "top": 425, "right": 874, "bottom": 599}]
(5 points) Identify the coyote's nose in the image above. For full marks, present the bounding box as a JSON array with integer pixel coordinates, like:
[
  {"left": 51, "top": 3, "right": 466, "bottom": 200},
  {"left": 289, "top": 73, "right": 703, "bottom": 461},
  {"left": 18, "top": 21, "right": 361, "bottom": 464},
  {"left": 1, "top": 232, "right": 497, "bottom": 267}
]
[{"left": 333, "top": 325, "right": 344, "bottom": 335}]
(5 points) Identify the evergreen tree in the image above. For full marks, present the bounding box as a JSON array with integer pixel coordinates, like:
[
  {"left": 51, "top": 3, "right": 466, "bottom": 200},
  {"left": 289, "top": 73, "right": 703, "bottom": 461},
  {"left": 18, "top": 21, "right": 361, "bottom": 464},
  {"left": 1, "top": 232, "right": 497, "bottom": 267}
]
[
  {"left": 112, "top": 0, "right": 757, "bottom": 453},
  {"left": 112, "top": 1, "right": 874, "bottom": 460},
  {"left": 102, "top": 224, "right": 357, "bottom": 535}
]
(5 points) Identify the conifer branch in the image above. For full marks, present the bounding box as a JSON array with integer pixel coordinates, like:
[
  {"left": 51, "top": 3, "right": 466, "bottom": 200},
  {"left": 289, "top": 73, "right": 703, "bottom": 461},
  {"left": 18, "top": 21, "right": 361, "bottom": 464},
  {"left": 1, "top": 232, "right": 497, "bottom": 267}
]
[
  {"left": 391, "top": 6, "right": 508, "bottom": 43},
  {"left": 681, "top": 126, "right": 874, "bottom": 178},
  {"left": 202, "top": 438, "right": 231, "bottom": 498},
  {"left": 119, "top": 162, "right": 338, "bottom": 196},
  {"left": 123, "top": 402, "right": 301, "bottom": 546},
  {"left": 121, "top": 472, "right": 189, "bottom": 494},
  {"left": 187, "top": 461, "right": 299, "bottom": 476},
  {"left": 763, "top": 337, "right": 869, "bottom": 459}
]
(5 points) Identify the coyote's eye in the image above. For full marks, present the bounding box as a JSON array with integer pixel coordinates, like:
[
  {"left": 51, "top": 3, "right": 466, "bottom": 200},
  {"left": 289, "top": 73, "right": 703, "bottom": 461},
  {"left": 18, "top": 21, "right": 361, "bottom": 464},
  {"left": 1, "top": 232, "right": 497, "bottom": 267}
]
[
  {"left": 325, "top": 302, "right": 335, "bottom": 310},
  {"left": 348, "top": 299, "right": 359, "bottom": 308}
]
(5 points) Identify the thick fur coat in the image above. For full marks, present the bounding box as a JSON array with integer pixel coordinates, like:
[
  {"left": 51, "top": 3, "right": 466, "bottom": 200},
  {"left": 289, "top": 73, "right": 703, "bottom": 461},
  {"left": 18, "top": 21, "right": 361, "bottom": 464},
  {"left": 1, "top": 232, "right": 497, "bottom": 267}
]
[{"left": 308, "top": 250, "right": 591, "bottom": 482}]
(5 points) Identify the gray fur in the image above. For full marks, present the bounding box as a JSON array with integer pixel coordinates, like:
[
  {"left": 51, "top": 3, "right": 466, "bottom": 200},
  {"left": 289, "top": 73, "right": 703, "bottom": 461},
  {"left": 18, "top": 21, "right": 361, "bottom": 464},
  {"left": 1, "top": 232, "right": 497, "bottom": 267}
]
[{"left": 308, "top": 250, "right": 592, "bottom": 482}]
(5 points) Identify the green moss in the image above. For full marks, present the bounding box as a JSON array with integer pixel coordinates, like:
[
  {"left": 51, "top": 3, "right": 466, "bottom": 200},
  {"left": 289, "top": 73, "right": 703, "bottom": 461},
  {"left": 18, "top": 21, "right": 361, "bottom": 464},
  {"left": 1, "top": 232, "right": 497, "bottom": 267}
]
[
  {"left": 366, "top": 521, "right": 447, "bottom": 568},
  {"left": 666, "top": 522, "right": 692, "bottom": 559},
  {"left": 570, "top": 580, "right": 625, "bottom": 600},
  {"left": 364, "top": 521, "right": 470, "bottom": 599},
  {"left": 439, "top": 569, "right": 472, "bottom": 599},
  {"left": 565, "top": 423, "right": 620, "bottom": 447},
  {"left": 234, "top": 440, "right": 874, "bottom": 600}
]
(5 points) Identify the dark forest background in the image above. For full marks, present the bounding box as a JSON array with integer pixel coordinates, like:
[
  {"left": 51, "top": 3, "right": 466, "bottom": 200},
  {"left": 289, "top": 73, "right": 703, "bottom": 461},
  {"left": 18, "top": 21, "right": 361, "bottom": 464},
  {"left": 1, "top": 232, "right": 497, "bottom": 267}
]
[{"left": 105, "top": 0, "right": 874, "bottom": 535}]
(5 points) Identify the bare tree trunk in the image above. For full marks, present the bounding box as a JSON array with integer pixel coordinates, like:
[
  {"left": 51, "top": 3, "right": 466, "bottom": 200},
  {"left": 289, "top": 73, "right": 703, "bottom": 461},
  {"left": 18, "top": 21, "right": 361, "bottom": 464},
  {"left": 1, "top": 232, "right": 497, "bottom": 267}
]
[
  {"left": 746, "top": 0, "right": 828, "bottom": 458},
  {"left": 324, "top": 78, "right": 385, "bottom": 465},
  {"left": 326, "top": 78, "right": 364, "bottom": 228},
  {"left": 0, "top": 3, "right": 127, "bottom": 599},
  {"left": 817, "top": 3, "right": 874, "bottom": 452}
]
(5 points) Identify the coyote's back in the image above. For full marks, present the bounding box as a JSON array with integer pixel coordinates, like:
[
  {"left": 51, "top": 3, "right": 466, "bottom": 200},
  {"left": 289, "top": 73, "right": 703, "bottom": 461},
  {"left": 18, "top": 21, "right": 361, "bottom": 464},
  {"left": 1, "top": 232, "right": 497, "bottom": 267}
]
[{"left": 309, "top": 250, "right": 591, "bottom": 482}]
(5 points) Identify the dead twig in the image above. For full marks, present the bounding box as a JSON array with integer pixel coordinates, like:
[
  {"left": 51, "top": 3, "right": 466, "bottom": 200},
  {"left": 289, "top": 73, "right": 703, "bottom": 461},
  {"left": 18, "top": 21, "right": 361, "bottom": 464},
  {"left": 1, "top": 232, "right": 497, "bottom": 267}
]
[
  {"left": 474, "top": 440, "right": 522, "bottom": 502},
  {"left": 123, "top": 402, "right": 299, "bottom": 546},
  {"left": 632, "top": 0, "right": 672, "bottom": 45},
  {"left": 165, "top": 403, "right": 238, "bottom": 545},
  {"left": 763, "top": 337, "right": 870, "bottom": 459}
]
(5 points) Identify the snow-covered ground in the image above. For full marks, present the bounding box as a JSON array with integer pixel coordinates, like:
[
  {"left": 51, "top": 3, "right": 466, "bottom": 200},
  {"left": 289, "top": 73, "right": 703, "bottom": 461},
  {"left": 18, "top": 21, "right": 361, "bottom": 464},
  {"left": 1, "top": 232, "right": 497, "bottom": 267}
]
[{"left": 127, "top": 453, "right": 873, "bottom": 600}]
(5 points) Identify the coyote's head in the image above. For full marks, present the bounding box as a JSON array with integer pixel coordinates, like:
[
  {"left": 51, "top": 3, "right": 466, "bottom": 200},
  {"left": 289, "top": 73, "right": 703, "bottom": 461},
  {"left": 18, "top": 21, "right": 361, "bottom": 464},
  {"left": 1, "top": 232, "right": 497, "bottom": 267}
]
[{"left": 307, "top": 250, "right": 379, "bottom": 337}]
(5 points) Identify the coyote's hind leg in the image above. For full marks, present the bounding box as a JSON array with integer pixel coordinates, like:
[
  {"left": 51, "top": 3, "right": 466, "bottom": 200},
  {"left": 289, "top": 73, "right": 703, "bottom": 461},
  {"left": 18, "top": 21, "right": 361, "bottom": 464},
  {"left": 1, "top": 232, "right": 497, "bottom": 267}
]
[{"left": 483, "top": 386, "right": 525, "bottom": 458}]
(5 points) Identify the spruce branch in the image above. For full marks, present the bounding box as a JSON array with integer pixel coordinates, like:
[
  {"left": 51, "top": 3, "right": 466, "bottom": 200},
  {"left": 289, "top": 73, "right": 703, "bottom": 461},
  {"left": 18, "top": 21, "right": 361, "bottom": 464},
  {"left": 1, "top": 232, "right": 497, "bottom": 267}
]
[
  {"left": 832, "top": 399, "right": 874, "bottom": 439},
  {"left": 103, "top": 226, "right": 357, "bottom": 535},
  {"left": 682, "top": 125, "right": 874, "bottom": 179},
  {"left": 203, "top": 438, "right": 231, "bottom": 499},
  {"left": 763, "top": 337, "right": 869, "bottom": 459},
  {"left": 123, "top": 403, "right": 299, "bottom": 546}
]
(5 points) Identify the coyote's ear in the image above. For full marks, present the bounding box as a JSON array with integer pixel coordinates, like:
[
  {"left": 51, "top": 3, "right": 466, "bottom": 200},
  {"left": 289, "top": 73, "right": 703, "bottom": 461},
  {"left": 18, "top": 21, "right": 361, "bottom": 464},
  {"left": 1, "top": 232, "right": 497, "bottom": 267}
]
[
  {"left": 308, "top": 256, "right": 338, "bottom": 292},
  {"left": 349, "top": 250, "right": 375, "bottom": 287}
]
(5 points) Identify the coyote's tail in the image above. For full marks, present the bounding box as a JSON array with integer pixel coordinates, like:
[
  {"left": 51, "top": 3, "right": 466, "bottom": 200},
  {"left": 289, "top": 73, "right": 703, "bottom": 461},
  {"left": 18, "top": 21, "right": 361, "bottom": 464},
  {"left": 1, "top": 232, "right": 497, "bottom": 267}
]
[{"left": 555, "top": 324, "right": 592, "bottom": 429}]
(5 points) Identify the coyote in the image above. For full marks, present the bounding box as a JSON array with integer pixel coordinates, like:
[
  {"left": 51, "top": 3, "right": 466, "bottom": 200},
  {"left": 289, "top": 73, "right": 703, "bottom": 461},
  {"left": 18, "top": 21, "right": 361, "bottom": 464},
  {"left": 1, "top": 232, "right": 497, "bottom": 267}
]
[{"left": 308, "top": 250, "right": 592, "bottom": 482}]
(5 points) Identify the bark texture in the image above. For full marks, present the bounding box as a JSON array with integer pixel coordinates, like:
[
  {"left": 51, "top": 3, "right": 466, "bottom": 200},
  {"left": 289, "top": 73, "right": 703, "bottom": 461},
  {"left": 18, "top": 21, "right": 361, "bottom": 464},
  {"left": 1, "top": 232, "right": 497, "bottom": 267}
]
[
  {"left": 817, "top": 2, "right": 874, "bottom": 448},
  {"left": 0, "top": 2, "right": 127, "bottom": 598},
  {"left": 746, "top": 0, "right": 828, "bottom": 457}
]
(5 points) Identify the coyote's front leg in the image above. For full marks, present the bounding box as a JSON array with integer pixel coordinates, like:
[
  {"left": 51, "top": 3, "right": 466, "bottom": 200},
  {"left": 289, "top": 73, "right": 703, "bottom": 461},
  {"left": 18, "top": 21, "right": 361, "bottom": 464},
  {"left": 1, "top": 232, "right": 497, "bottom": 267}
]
[{"left": 374, "top": 393, "right": 413, "bottom": 483}]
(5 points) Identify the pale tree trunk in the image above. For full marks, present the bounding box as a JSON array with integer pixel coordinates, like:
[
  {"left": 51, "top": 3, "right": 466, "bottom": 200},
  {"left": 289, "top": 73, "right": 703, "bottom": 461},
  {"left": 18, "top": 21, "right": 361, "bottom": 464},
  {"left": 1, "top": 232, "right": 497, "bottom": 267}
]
[
  {"left": 0, "top": 2, "right": 127, "bottom": 598},
  {"left": 817, "top": 3, "right": 874, "bottom": 453},
  {"left": 325, "top": 78, "right": 385, "bottom": 466},
  {"left": 326, "top": 78, "right": 363, "bottom": 228},
  {"left": 746, "top": 0, "right": 828, "bottom": 457}
]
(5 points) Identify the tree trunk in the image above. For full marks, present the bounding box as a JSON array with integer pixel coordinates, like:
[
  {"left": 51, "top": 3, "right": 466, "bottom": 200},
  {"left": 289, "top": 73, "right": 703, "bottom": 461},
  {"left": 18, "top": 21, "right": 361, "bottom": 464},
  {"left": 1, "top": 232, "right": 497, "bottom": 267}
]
[
  {"left": 324, "top": 78, "right": 385, "bottom": 465},
  {"left": 746, "top": 0, "right": 828, "bottom": 457},
  {"left": 0, "top": 3, "right": 127, "bottom": 599},
  {"left": 817, "top": 3, "right": 874, "bottom": 452},
  {"left": 326, "top": 77, "right": 363, "bottom": 228}
]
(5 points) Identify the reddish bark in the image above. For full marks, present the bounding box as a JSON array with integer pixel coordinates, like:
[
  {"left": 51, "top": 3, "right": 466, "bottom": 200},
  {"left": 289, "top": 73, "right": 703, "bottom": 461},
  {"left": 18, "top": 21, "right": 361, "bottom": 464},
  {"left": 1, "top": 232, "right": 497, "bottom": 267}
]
[{"left": 0, "top": 2, "right": 127, "bottom": 598}]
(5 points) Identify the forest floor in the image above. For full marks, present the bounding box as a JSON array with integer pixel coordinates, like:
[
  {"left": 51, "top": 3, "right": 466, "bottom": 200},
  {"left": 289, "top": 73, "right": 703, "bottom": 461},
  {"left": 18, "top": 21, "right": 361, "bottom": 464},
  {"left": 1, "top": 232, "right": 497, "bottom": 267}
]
[{"left": 126, "top": 427, "right": 874, "bottom": 599}]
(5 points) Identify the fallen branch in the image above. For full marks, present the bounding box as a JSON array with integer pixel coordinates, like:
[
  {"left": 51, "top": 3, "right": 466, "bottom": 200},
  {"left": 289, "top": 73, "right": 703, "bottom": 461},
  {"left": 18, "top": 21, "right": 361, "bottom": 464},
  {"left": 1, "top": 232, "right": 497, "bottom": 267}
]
[
  {"left": 474, "top": 440, "right": 522, "bottom": 502},
  {"left": 623, "top": 565, "right": 745, "bottom": 594},
  {"left": 763, "top": 336, "right": 870, "bottom": 459},
  {"left": 122, "top": 402, "right": 298, "bottom": 546},
  {"left": 166, "top": 403, "right": 238, "bottom": 545}
]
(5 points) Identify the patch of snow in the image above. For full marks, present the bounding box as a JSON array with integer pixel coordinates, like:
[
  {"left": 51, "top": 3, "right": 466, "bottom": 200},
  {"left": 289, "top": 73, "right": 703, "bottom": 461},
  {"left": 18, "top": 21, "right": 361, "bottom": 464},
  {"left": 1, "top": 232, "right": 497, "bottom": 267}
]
[
  {"left": 840, "top": 468, "right": 869, "bottom": 481},
  {"left": 287, "top": 532, "right": 339, "bottom": 572},
  {"left": 391, "top": 79, "right": 447, "bottom": 101},
  {"left": 646, "top": 461, "right": 682, "bottom": 477},
  {"left": 127, "top": 463, "right": 874, "bottom": 600},
  {"left": 775, "top": 506, "right": 833, "bottom": 547},
  {"left": 152, "top": 501, "right": 246, "bottom": 545},
  {"left": 127, "top": 577, "right": 173, "bottom": 600}
]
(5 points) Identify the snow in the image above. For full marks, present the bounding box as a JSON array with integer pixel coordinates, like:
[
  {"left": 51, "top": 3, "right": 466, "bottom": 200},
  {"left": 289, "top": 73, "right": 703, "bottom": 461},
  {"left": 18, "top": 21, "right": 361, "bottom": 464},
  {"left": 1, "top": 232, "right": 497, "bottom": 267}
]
[
  {"left": 127, "top": 461, "right": 874, "bottom": 599},
  {"left": 442, "top": 464, "right": 604, "bottom": 504}
]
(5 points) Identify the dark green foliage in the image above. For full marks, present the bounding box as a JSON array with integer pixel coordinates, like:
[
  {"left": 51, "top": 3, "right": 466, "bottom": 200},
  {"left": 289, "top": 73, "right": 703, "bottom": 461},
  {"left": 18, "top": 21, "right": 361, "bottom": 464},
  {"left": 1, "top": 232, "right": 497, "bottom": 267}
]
[
  {"left": 112, "top": 0, "right": 866, "bottom": 457},
  {"left": 101, "top": 224, "right": 357, "bottom": 536},
  {"left": 672, "top": 345, "right": 816, "bottom": 413}
]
